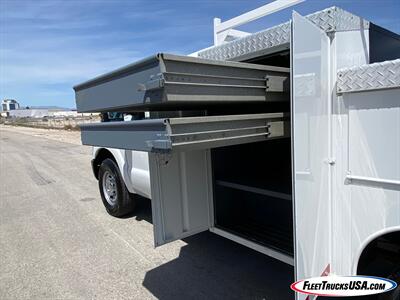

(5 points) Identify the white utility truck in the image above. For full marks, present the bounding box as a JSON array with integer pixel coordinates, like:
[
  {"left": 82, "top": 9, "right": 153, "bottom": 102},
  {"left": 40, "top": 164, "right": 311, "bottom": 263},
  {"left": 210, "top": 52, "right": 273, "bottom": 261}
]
[{"left": 74, "top": 3, "right": 400, "bottom": 299}]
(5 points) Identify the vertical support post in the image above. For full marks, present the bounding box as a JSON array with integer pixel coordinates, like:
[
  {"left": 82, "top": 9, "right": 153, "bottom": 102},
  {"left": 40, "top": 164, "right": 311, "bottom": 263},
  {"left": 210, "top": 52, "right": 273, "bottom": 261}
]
[{"left": 213, "top": 18, "right": 221, "bottom": 46}]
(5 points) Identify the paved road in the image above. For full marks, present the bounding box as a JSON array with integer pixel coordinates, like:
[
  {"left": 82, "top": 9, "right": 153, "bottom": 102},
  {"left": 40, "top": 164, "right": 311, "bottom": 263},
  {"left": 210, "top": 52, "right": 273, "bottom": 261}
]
[{"left": 0, "top": 128, "right": 294, "bottom": 300}]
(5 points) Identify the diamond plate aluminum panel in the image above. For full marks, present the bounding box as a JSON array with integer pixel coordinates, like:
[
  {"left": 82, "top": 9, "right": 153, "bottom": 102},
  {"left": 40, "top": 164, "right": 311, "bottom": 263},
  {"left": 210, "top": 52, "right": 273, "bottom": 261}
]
[
  {"left": 337, "top": 59, "right": 400, "bottom": 93},
  {"left": 307, "top": 6, "right": 369, "bottom": 32},
  {"left": 200, "top": 22, "right": 291, "bottom": 61},
  {"left": 199, "top": 6, "right": 369, "bottom": 62}
]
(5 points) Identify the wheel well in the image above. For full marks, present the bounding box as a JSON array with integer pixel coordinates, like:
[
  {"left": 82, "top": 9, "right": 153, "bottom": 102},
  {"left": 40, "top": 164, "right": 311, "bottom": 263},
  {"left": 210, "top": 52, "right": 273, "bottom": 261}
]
[
  {"left": 357, "top": 231, "right": 400, "bottom": 277},
  {"left": 93, "top": 149, "right": 116, "bottom": 180}
]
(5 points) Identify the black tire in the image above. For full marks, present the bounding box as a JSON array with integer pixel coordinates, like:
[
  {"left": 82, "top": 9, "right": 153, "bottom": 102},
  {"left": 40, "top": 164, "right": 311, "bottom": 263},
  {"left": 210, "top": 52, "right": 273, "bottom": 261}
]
[
  {"left": 98, "top": 158, "right": 135, "bottom": 217},
  {"left": 379, "top": 269, "right": 400, "bottom": 300}
]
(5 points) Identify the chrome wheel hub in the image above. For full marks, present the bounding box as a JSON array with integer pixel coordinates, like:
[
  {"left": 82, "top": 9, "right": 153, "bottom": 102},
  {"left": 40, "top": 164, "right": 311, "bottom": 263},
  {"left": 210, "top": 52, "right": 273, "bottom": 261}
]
[{"left": 102, "top": 171, "right": 117, "bottom": 205}]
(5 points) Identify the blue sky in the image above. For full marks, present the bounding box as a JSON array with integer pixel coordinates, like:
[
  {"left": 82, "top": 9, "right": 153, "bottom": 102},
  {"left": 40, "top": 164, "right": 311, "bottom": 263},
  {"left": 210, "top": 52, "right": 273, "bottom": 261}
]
[{"left": 1, "top": 0, "right": 399, "bottom": 109}]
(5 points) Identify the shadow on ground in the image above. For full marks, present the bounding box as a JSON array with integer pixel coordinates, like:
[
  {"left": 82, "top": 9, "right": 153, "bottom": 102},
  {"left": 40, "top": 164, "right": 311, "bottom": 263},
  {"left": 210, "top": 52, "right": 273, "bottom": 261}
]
[
  {"left": 120, "top": 195, "right": 153, "bottom": 223},
  {"left": 129, "top": 198, "right": 294, "bottom": 300}
]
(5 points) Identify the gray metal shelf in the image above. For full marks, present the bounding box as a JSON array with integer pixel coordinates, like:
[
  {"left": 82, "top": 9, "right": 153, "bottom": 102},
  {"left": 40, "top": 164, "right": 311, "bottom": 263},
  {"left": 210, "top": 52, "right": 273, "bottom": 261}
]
[
  {"left": 80, "top": 112, "right": 290, "bottom": 152},
  {"left": 74, "top": 53, "right": 289, "bottom": 113},
  {"left": 215, "top": 180, "right": 292, "bottom": 201}
]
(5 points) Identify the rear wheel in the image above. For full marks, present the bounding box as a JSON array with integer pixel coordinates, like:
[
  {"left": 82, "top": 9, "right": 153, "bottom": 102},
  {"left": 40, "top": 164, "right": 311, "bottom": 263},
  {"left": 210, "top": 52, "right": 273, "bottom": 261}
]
[
  {"left": 98, "top": 158, "right": 135, "bottom": 217},
  {"left": 378, "top": 268, "right": 400, "bottom": 300},
  {"left": 358, "top": 232, "right": 400, "bottom": 300}
]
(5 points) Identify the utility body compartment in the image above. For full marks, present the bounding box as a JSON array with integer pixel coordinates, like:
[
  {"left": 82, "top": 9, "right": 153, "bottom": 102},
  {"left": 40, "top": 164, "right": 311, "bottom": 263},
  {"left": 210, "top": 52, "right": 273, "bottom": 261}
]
[
  {"left": 74, "top": 10, "right": 336, "bottom": 271},
  {"left": 76, "top": 53, "right": 294, "bottom": 265},
  {"left": 212, "top": 139, "right": 293, "bottom": 258}
]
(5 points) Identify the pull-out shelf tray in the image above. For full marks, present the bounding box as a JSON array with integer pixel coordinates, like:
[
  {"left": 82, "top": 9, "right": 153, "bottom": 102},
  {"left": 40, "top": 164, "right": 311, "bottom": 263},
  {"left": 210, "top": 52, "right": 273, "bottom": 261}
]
[
  {"left": 80, "top": 113, "right": 289, "bottom": 152},
  {"left": 74, "top": 53, "right": 289, "bottom": 112}
]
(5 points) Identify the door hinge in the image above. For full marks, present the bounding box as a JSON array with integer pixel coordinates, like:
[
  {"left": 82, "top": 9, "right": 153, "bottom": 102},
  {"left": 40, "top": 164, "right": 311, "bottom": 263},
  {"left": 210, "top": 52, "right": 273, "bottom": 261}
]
[{"left": 265, "top": 75, "right": 270, "bottom": 91}]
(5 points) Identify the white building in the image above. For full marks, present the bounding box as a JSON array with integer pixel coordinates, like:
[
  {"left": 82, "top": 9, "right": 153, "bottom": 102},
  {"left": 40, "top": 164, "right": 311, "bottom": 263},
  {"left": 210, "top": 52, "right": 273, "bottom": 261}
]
[
  {"left": 1, "top": 99, "right": 20, "bottom": 111},
  {"left": 7, "top": 109, "right": 50, "bottom": 118}
]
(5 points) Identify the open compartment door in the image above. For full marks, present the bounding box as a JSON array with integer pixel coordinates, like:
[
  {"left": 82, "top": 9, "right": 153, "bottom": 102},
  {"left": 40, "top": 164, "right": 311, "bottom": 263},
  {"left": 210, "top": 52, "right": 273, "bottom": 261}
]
[
  {"left": 292, "top": 12, "right": 331, "bottom": 283},
  {"left": 149, "top": 150, "right": 213, "bottom": 246}
]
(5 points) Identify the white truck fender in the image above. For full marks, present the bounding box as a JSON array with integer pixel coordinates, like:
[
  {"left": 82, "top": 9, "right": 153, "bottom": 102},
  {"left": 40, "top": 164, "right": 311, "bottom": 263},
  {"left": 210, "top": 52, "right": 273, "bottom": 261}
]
[{"left": 92, "top": 147, "right": 136, "bottom": 194}]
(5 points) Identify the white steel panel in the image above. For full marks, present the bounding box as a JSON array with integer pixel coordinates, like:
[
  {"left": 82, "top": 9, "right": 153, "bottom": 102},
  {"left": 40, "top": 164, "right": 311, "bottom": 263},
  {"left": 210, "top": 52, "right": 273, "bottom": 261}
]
[
  {"left": 343, "top": 88, "right": 400, "bottom": 272},
  {"left": 334, "top": 30, "right": 370, "bottom": 70},
  {"left": 149, "top": 150, "right": 212, "bottom": 247},
  {"left": 292, "top": 12, "right": 331, "bottom": 286},
  {"left": 330, "top": 29, "right": 371, "bottom": 276},
  {"left": 347, "top": 89, "right": 399, "bottom": 181}
]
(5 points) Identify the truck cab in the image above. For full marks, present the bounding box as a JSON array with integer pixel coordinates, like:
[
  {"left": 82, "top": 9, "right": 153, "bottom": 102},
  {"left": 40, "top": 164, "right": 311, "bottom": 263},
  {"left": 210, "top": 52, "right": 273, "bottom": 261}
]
[{"left": 91, "top": 111, "right": 151, "bottom": 215}]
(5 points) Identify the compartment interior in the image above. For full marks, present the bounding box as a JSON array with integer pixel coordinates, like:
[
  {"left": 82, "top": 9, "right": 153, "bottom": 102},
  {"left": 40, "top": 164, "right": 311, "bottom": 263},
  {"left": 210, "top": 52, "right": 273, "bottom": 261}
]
[
  {"left": 212, "top": 138, "right": 293, "bottom": 256},
  {"left": 212, "top": 51, "right": 293, "bottom": 258}
]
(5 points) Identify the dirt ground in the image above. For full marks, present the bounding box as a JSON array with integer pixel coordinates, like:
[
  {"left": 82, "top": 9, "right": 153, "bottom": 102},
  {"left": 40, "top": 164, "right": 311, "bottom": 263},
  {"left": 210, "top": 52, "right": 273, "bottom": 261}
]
[
  {"left": 0, "top": 125, "right": 294, "bottom": 299},
  {"left": 0, "top": 124, "right": 81, "bottom": 145}
]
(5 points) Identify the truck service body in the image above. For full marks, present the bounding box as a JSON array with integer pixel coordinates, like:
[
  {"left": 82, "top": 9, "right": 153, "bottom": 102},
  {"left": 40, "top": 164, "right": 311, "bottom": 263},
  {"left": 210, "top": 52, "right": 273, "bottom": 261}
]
[{"left": 74, "top": 4, "right": 400, "bottom": 299}]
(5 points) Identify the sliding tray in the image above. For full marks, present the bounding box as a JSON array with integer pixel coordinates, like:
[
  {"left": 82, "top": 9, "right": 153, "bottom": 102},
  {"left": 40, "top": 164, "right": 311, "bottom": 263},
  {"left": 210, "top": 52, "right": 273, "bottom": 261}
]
[
  {"left": 74, "top": 53, "right": 289, "bottom": 112},
  {"left": 80, "top": 113, "right": 289, "bottom": 152}
]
